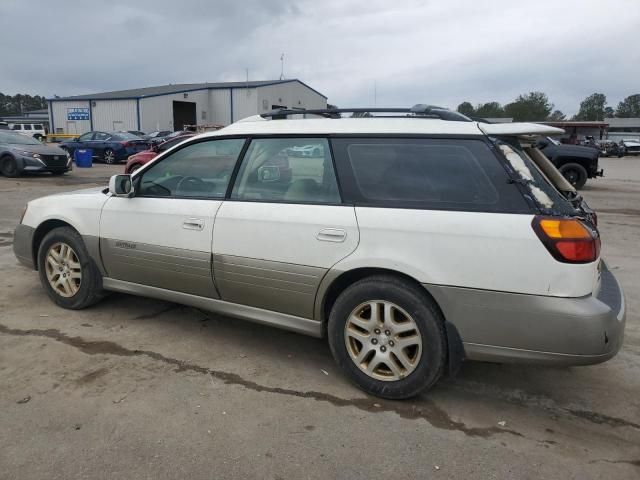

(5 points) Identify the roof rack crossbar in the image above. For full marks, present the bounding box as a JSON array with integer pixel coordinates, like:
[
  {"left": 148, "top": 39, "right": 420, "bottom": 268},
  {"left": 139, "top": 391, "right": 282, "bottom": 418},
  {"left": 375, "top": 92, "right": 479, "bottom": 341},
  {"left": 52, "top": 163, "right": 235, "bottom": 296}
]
[{"left": 260, "top": 105, "right": 472, "bottom": 122}]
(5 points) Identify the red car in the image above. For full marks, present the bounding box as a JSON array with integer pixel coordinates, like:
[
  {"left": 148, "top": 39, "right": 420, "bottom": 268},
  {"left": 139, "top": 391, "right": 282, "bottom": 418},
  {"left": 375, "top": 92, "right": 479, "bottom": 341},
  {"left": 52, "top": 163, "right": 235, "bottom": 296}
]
[{"left": 124, "top": 133, "right": 195, "bottom": 174}]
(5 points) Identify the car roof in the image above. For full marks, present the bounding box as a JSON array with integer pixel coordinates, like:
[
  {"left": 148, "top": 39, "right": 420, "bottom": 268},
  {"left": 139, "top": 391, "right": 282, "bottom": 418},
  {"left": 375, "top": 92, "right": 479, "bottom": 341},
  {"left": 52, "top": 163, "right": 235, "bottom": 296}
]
[{"left": 201, "top": 116, "right": 563, "bottom": 139}]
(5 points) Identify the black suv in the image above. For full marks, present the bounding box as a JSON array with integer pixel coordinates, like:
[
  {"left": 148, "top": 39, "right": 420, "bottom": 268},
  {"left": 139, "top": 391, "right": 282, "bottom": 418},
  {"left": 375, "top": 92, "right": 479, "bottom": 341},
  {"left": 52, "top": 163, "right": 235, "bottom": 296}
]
[{"left": 536, "top": 137, "right": 603, "bottom": 189}]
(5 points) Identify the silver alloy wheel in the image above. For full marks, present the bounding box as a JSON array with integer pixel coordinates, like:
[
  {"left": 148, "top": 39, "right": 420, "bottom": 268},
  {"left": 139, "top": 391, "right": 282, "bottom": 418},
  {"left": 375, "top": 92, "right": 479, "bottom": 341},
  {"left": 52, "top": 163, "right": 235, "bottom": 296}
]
[
  {"left": 45, "top": 242, "right": 82, "bottom": 298},
  {"left": 344, "top": 300, "right": 422, "bottom": 381},
  {"left": 104, "top": 149, "right": 115, "bottom": 164}
]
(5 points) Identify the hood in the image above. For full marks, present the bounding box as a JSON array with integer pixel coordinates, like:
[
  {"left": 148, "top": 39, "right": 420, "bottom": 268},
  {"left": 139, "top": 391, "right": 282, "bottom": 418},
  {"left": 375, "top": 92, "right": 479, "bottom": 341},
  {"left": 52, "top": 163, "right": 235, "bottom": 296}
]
[
  {"left": 545, "top": 143, "right": 599, "bottom": 157},
  {"left": 8, "top": 143, "right": 67, "bottom": 155}
]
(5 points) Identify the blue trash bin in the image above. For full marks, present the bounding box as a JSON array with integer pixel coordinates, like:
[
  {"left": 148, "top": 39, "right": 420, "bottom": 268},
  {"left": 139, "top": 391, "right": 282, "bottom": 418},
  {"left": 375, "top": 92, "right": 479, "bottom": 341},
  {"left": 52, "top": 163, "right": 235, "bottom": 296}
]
[{"left": 74, "top": 149, "right": 93, "bottom": 168}]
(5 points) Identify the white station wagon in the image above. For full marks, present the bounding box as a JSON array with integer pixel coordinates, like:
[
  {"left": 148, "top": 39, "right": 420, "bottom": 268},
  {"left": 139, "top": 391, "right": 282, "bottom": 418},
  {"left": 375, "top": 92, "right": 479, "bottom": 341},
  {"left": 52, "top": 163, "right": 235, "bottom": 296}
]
[{"left": 14, "top": 106, "right": 626, "bottom": 399}]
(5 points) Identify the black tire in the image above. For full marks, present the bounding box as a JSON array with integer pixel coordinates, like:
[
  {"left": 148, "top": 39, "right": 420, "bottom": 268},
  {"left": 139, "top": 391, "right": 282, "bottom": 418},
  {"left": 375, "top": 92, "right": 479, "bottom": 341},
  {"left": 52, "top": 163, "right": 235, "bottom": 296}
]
[
  {"left": 328, "top": 275, "right": 446, "bottom": 399},
  {"left": 1, "top": 155, "right": 19, "bottom": 177},
  {"left": 129, "top": 163, "right": 142, "bottom": 173},
  {"left": 559, "top": 162, "right": 588, "bottom": 189},
  {"left": 37, "top": 227, "right": 104, "bottom": 309},
  {"left": 103, "top": 148, "right": 116, "bottom": 164}
]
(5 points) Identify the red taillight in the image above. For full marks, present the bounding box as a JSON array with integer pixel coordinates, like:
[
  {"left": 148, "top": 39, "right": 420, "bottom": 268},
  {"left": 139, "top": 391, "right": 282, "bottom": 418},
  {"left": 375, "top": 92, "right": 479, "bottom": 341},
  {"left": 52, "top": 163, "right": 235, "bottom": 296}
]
[{"left": 532, "top": 216, "right": 600, "bottom": 263}]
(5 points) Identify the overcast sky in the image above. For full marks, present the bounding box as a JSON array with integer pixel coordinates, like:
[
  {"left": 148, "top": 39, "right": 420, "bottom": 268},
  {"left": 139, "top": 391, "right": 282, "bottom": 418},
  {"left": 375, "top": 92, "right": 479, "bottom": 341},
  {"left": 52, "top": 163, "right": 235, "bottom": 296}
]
[{"left": 1, "top": 0, "right": 639, "bottom": 115}]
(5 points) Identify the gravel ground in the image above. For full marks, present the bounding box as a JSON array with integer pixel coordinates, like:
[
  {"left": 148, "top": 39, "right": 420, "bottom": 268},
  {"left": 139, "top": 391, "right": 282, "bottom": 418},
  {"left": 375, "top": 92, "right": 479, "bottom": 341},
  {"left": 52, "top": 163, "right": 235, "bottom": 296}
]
[{"left": 0, "top": 159, "right": 638, "bottom": 480}]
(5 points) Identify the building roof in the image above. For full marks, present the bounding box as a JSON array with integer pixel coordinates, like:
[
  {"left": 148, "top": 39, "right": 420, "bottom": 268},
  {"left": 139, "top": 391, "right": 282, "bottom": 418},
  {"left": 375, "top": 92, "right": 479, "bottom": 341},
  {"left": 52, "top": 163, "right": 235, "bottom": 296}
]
[
  {"left": 543, "top": 121, "right": 608, "bottom": 128},
  {"left": 482, "top": 117, "right": 513, "bottom": 123},
  {"left": 605, "top": 117, "right": 640, "bottom": 128},
  {"left": 50, "top": 79, "right": 327, "bottom": 101}
]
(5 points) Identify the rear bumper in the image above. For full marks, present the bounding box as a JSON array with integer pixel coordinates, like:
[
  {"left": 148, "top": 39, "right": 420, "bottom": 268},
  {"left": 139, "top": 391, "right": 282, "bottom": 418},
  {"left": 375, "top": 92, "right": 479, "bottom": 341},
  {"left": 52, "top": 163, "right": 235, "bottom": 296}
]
[
  {"left": 426, "top": 261, "right": 626, "bottom": 366},
  {"left": 13, "top": 224, "right": 35, "bottom": 269}
]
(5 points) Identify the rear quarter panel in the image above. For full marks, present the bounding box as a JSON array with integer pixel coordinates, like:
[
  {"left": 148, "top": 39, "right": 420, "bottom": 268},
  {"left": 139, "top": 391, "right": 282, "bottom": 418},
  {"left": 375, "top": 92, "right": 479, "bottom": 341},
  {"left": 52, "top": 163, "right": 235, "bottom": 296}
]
[{"left": 336, "top": 207, "right": 596, "bottom": 297}]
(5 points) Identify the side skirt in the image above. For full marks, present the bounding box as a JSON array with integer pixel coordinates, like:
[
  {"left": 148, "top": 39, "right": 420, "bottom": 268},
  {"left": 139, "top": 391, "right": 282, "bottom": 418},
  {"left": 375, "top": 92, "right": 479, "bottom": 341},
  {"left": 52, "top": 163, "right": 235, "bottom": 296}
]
[{"left": 102, "top": 277, "right": 323, "bottom": 338}]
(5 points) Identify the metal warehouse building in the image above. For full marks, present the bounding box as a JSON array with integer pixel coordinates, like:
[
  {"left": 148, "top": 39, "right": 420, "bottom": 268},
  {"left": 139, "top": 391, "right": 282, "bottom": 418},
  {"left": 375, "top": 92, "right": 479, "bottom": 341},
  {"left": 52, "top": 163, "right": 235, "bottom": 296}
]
[{"left": 48, "top": 79, "right": 327, "bottom": 135}]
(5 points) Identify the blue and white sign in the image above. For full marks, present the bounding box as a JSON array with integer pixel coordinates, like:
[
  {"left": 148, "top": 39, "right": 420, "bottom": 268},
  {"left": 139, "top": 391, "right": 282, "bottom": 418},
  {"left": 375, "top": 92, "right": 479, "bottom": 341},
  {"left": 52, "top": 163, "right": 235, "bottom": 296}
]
[{"left": 67, "top": 108, "right": 90, "bottom": 121}]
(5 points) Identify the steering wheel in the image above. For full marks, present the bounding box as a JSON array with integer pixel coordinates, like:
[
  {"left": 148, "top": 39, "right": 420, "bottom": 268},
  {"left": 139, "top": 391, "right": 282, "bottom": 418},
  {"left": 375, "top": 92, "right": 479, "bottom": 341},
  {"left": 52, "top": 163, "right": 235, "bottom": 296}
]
[{"left": 176, "top": 176, "right": 207, "bottom": 195}]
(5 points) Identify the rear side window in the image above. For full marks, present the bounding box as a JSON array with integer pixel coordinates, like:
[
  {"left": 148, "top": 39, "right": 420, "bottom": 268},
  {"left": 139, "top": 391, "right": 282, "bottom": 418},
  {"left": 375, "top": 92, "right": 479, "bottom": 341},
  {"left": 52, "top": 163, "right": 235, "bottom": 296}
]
[
  {"left": 231, "top": 138, "right": 340, "bottom": 204},
  {"left": 332, "top": 137, "right": 530, "bottom": 212}
]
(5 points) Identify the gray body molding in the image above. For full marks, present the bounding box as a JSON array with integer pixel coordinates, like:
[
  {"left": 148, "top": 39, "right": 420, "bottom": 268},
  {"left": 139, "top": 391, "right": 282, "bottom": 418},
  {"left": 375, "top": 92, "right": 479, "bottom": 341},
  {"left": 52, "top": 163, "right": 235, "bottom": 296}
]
[
  {"left": 100, "top": 238, "right": 218, "bottom": 298},
  {"left": 213, "top": 254, "right": 326, "bottom": 318},
  {"left": 102, "top": 277, "right": 322, "bottom": 337},
  {"left": 13, "top": 224, "right": 35, "bottom": 269},
  {"left": 424, "top": 262, "right": 625, "bottom": 365}
]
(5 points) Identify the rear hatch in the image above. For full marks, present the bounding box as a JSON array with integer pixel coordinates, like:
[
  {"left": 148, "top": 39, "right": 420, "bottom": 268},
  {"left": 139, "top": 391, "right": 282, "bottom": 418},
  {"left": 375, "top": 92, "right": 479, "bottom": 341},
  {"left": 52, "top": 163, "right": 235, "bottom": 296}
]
[{"left": 478, "top": 122, "right": 602, "bottom": 296}]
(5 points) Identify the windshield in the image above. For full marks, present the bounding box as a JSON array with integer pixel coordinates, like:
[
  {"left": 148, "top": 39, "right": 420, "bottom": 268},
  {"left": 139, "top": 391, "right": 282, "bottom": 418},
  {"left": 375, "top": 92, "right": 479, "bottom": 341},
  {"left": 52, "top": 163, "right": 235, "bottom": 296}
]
[{"left": 0, "top": 131, "right": 42, "bottom": 145}]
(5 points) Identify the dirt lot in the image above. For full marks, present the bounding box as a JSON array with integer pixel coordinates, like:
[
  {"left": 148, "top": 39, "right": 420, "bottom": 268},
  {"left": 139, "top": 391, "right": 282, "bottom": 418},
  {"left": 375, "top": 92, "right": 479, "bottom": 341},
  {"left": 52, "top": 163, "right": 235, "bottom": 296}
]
[{"left": 1, "top": 160, "right": 639, "bottom": 480}]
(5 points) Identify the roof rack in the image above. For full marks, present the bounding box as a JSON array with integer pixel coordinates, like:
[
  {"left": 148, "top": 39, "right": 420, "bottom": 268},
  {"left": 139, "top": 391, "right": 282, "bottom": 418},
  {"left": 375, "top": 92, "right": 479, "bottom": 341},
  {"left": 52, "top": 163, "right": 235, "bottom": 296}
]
[{"left": 260, "top": 104, "right": 472, "bottom": 122}]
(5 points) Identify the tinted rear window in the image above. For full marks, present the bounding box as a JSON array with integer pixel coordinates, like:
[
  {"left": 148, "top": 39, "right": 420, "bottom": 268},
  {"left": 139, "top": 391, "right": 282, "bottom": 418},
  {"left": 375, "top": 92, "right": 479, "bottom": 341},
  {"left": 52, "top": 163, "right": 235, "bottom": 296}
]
[{"left": 331, "top": 137, "right": 530, "bottom": 212}]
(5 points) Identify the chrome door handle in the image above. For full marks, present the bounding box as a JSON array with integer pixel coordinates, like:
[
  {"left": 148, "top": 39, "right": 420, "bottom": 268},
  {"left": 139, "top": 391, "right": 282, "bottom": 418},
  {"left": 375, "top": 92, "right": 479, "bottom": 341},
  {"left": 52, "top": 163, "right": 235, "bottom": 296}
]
[
  {"left": 316, "top": 228, "right": 346, "bottom": 243},
  {"left": 183, "top": 218, "right": 205, "bottom": 231}
]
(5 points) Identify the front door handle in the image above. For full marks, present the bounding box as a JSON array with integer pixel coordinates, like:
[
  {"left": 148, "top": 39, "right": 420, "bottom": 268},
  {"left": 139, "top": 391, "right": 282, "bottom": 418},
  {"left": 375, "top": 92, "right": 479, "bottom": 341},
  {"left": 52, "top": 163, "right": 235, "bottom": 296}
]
[
  {"left": 316, "top": 228, "right": 346, "bottom": 243},
  {"left": 183, "top": 218, "right": 205, "bottom": 231}
]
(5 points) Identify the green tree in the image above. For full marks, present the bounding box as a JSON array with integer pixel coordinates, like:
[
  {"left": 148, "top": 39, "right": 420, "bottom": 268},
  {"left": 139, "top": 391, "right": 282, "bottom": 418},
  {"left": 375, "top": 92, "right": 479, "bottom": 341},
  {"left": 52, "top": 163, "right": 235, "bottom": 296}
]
[
  {"left": 548, "top": 110, "right": 566, "bottom": 121},
  {"left": 615, "top": 94, "right": 640, "bottom": 118},
  {"left": 0, "top": 93, "right": 47, "bottom": 116},
  {"left": 475, "top": 102, "right": 505, "bottom": 118},
  {"left": 574, "top": 93, "right": 608, "bottom": 121},
  {"left": 504, "top": 92, "right": 553, "bottom": 121},
  {"left": 457, "top": 101, "right": 475, "bottom": 116}
]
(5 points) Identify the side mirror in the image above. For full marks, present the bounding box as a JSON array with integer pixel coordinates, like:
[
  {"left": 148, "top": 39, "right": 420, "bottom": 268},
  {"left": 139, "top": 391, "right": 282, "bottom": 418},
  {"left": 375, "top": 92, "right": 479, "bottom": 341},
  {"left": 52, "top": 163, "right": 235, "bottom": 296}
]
[{"left": 109, "top": 174, "right": 134, "bottom": 197}]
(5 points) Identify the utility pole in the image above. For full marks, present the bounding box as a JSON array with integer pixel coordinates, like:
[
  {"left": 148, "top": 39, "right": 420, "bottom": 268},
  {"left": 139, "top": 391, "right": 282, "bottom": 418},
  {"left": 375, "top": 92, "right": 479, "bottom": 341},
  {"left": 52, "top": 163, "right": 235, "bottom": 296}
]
[
  {"left": 280, "top": 54, "right": 285, "bottom": 80},
  {"left": 374, "top": 80, "right": 377, "bottom": 107}
]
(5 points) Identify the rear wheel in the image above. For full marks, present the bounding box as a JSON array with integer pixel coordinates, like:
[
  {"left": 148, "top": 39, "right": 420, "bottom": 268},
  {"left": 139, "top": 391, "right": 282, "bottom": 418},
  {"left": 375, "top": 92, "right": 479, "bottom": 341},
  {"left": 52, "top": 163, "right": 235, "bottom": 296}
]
[
  {"left": 1, "top": 155, "right": 19, "bottom": 177},
  {"left": 559, "top": 162, "right": 588, "bottom": 189},
  {"left": 37, "top": 227, "right": 104, "bottom": 309},
  {"left": 103, "top": 148, "right": 116, "bottom": 164},
  {"left": 328, "top": 275, "right": 446, "bottom": 399}
]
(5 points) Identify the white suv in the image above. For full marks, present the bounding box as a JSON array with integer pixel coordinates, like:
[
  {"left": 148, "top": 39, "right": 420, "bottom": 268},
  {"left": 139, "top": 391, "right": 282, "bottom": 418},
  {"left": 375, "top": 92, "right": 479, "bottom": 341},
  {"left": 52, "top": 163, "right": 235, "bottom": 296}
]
[
  {"left": 13, "top": 106, "right": 625, "bottom": 399},
  {"left": 9, "top": 123, "right": 47, "bottom": 140}
]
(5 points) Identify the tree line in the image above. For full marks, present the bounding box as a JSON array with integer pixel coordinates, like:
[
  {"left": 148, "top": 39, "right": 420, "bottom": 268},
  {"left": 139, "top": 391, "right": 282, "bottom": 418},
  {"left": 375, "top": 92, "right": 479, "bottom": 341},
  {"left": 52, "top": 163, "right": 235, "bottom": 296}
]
[
  {"left": 0, "top": 93, "right": 48, "bottom": 116},
  {"left": 457, "top": 92, "right": 640, "bottom": 122}
]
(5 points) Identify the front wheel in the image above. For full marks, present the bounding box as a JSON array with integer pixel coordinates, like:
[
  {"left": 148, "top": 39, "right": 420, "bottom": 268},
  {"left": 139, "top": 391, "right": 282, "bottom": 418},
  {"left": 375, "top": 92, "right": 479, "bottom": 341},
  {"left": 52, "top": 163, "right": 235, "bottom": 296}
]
[
  {"left": 1, "top": 155, "right": 19, "bottom": 177},
  {"left": 103, "top": 148, "right": 116, "bottom": 164},
  {"left": 559, "top": 162, "right": 588, "bottom": 189},
  {"left": 37, "top": 227, "right": 104, "bottom": 309},
  {"left": 328, "top": 275, "right": 446, "bottom": 399}
]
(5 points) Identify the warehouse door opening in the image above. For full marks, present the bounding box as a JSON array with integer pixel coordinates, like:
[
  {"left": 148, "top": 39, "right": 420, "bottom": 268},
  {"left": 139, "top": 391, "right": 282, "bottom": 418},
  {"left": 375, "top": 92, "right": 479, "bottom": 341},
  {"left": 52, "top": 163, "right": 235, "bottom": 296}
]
[{"left": 173, "top": 101, "right": 197, "bottom": 131}]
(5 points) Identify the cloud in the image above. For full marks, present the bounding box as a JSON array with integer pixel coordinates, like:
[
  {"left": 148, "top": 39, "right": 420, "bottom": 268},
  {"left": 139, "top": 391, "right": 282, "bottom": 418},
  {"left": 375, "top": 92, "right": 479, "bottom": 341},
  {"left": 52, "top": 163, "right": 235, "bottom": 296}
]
[{"left": 1, "top": 0, "right": 639, "bottom": 115}]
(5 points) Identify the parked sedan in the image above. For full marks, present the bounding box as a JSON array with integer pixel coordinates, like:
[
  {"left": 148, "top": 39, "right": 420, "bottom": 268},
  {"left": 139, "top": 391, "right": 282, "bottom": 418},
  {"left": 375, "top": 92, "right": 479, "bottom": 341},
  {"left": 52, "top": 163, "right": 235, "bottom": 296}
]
[
  {"left": 60, "top": 131, "right": 150, "bottom": 164},
  {"left": 124, "top": 133, "right": 195, "bottom": 173},
  {"left": 621, "top": 139, "right": 640, "bottom": 155},
  {"left": 0, "top": 130, "right": 71, "bottom": 177}
]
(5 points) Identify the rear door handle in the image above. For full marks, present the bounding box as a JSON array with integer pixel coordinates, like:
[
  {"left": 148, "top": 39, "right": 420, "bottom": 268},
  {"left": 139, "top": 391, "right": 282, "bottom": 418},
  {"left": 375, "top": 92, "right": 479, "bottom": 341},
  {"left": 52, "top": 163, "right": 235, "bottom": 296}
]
[
  {"left": 183, "top": 218, "right": 205, "bottom": 231},
  {"left": 316, "top": 228, "right": 346, "bottom": 243}
]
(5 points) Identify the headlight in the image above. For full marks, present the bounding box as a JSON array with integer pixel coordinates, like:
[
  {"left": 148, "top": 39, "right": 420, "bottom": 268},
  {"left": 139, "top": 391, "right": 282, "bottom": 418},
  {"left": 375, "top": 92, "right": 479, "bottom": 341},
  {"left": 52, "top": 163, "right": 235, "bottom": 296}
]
[{"left": 17, "top": 150, "right": 40, "bottom": 158}]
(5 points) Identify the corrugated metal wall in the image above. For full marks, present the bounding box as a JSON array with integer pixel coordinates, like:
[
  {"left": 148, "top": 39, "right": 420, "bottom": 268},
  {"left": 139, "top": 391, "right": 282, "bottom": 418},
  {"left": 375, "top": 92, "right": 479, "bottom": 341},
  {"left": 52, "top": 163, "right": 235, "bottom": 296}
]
[
  {"left": 209, "top": 89, "right": 232, "bottom": 125},
  {"left": 255, "top": 82, "right": 327, "bottom": 116},
  {"left": 92, "top": 100, "right": 137, "bottom": 132},
  {"left": 231, "top": 88, "right": 259, "bottom": 122},
  {"left": 139, "top": 90, "right": 209, "bottom": 132},
  {"left": 49, "top": 81, "right": 328, "bottom": 134},
  {"left": 49, "top": 100, "right": 92, "bottom": 134}
]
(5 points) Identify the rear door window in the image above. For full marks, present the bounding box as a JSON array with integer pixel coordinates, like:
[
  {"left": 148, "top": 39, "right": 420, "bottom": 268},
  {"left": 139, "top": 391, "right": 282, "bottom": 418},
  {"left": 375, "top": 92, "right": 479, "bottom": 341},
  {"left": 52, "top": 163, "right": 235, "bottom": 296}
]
[
  {"left": 331, "top": 137, "right": 529, "bottom": 212},
  {"left": 230, "top": 138, "right": 341, "bottom": 204}
]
